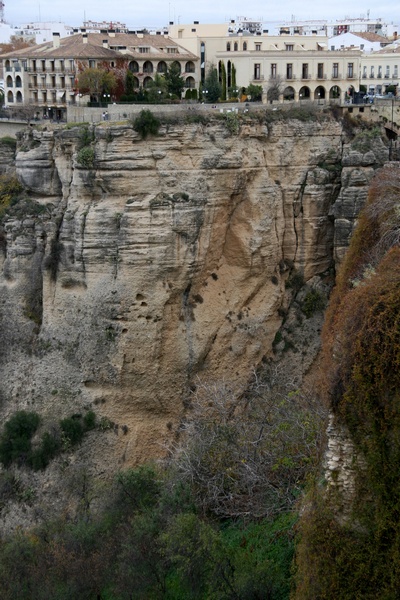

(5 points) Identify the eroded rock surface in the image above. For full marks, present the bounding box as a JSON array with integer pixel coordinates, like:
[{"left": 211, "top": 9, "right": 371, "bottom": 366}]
[{"left": 0, "top": 117, "right": 388, "bottom": 530}]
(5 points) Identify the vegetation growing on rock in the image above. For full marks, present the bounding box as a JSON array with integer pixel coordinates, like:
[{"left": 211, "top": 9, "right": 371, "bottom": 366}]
[{"left": 293, "top": 164, "right": 400, "bottom": 599}]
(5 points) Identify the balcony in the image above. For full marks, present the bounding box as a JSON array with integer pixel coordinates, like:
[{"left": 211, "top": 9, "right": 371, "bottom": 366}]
[
  {"left": 285, "top": 75, "right": 296, "bottom": 81},
  {"left": 332, "top": 73, "right": 341, "bottom": 79},
  {"left": 301, "top": 75, "right": 311, "bottom": 80}
]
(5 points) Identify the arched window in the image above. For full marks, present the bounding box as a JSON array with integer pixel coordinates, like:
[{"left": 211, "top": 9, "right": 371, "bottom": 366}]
[
  {"left": 16, "top": 91, "right": 23, "bottom": 103},
  {"left": 6, "top": 75, "right": 13, "bottom": 88},
  {"left": 15, "top": 75, "right": 22, "bottom": 88},
  {"left": 143, "top": 61, "right": 153, "bottom": 74},
  {"left": 227, "top": 42, "right": 231, "bottom": 51},
  {"left": 185, "top": 61, "right": 195, "bottom": 73},
  {"left": 157, "top": 61, "right": 167, "bottom": 74},
  {"left": 186, "top": 76, "right": 195, "bottom": 89},
  {"left": 143, "top": 76, "right": 153, "bottom": 88},
  {"left": 243, "top": 42, "right": 247, "bottom": 51},
  {"left": 234, "top": 42, "right": 238, "bottom": 51},
  {"left": 129, "top": 61, "right": 139, "bottom": 73},
  {"left": 7, "top": 90, "right": 14, "bottom": 103}
]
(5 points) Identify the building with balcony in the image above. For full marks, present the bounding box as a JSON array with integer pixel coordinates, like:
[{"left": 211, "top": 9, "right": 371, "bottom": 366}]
[
  {"left": 360, "top": 44, "right": 400, "bottom": 95},
  {"left": 0, "top": 31, "right": 199, "bottom": 120}
]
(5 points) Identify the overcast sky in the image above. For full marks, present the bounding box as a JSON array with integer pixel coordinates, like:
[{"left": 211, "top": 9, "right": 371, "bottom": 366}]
[{"left": 5, "top": 0, "right": 399, "bottom": 30}]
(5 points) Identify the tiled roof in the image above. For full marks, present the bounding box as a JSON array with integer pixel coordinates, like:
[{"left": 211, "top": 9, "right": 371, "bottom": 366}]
[
  {"left": 352, "top": 31, "right": 389, "bottom": 43},
  {"left": 0, "top": 32, "right": 197, "bottom": 61}
]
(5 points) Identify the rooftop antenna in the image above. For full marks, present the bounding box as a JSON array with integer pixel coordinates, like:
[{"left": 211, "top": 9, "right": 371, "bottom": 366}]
[{"left": 0, "top": 1, "right": 4, "bottom": 23}]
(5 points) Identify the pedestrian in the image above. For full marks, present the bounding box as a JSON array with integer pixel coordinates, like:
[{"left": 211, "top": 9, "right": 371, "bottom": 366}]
[{"left": 102, "top": 112, "right": 106, "bottom": 121}]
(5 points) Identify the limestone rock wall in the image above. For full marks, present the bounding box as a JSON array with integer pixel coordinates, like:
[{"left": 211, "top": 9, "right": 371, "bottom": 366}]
[{"left": 0, "top": 117, "right": 388, "bottom": 528}]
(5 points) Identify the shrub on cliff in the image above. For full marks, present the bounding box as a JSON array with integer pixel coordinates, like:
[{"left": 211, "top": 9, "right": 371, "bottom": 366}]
[
  {"left": 0, "top": 175, "right": 25, "bottom": 221},
  {"left": 76, "top": 146, "right": 95, "bottom": 168},
  {"left": 132, "top": 109, "right": 160, "bottom": 139},
  {"left": 293, "top": 164, "right": 400, "bottom": 599},
  {"left": 0, "top": 411, "right": 40, "bottom": 467}
]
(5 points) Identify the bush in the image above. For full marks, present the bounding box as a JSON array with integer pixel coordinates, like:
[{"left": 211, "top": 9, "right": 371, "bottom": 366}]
[
  {"left": 76, "top": 146, "right": 95, "bottom": 168},
  {"left": 132, "top": 109, "right": 160, "bottom": 139},
  {"left": 0, "top": 411, "right": 40, "bottom": 467},
  {"left": 60, "top": 417, "right": 84, "bottom": 446},
  {"left": 83, "top": 411, "right": 96, "bottom": 431},
  {"left": 30, "top": 431, "right": 61, "bottom": 471},
  {"left": 0, "top": 175, "right": 25, "bottom": 221},
  {"left": 302, "top": 289, "right": 326, "bottom": 318}
]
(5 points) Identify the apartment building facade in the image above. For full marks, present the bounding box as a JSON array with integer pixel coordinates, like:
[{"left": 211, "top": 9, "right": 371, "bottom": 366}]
[{"left": 1, "top": 31, "right": 199, "bottom": 119}]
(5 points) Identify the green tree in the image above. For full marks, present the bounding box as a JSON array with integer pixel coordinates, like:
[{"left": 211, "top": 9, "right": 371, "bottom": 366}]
[
  {"left": 246, "top": 83, "right": 263, "bottom": 101},
  {"left": 219, "top": 60, "right": 227, "bottom": 101},
  {"left": 203, "top": 65, "right": 222, "bottom": 102},
  {"left": 77, "top": 68, "right": 117, "bottom": 102},
  {"left": 125, "top": 69, "right": 136, "bottom": 98},
  {"left": 164, "top": 62, "right": 185, "bottom": 98},
  {"left": 146, "top": 73, "right": 168, "bottom": 103}
]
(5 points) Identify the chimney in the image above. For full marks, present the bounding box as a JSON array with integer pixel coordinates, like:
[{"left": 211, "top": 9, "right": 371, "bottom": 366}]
[
  {"left": 103, "top": 39, "right": 109, "bottom": 48},
  {"left": 82, "top": 33, "right": 88, "bottom": 44},
  {"left": 52, "top": 32, "right": 60, "bottom": 48}
]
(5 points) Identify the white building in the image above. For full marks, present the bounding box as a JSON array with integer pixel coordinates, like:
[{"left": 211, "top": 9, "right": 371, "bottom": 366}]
[{"left": 329, "top": 32, "right": 390, "bottom": 53}]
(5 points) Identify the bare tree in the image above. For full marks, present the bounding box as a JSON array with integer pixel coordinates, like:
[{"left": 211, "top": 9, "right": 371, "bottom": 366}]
[
  {"left": 266, "top": 76, "right": 284, "bottom": 103},
  {"left": 165, "top": 367, "right": 327, "bottom": 519}
]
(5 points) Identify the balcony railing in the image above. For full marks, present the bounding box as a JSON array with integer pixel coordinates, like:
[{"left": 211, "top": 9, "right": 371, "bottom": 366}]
[
  {"left": 285, "top": 74, "right": 296, "bottom": 81},
  {"left": 332, "top": 73, "right": 341, "bottom": 79},
  {"left": 316, "top": 74, "right": 327, "bottom": 79},
  {"left": 29, "top": 83, "right": 74, "bottom": 90}
]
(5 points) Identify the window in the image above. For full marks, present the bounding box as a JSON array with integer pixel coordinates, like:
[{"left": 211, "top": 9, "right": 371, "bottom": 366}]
[
  {"left": 191, "top": 28, "right": 196, "bottom": 32},
  {"left": 89, "top": 60, "right": 95, "bottom": 68},
  {"left": 385, "top": 66, "right": 390, "bottom": 78},
  {"left": 348, "top": 63, "right": 354, "bottom": 78},
  {"left": 285, "top": 44, "right": 294, "bottom": 51},
  {"left": 302, "top": 63, "right": 308, "bottom": 79},
  {"left": 370, "top": 66, "right": 374, "bottom": 77},
  {"left": 227, "top": 42, "right": 231, "bottom": 51},
  {"left": 254, "top": 63, "right": 261, "bottom": 80},
  {"left": 333, "top": 63, "right": 339, "bottom": 78},
  {"left": 139, "top": 47, "right": 150, "bottom": 53},
  {"left": 317, "top": 63, "right": 324, "bottom": 78},
  {"left": 362, "top": 66, "right": 367, "bottom": 78},
  {"left": 255, "top": 43, "right": 261, "bottom": 51},
  {"left": 243, "top": 42, "right": 247, "bottom": 51},
  {"left": 234, "top": 42, "right": 238, "bottom": 51},
  {"left": 394, "top": 65, "right": 398, "bottom": 77},
  {"left": 271, "top": 63, "right": 277, "bottom": 79},
  {"left": 286, "top": 63, "right": 293, "bottom": 79},
  {"left": 167, "top": 47, "right": 178, "bottom": 54}
]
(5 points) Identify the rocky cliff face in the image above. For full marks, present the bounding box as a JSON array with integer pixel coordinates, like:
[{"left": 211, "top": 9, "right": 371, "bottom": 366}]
[{"left": 0, "top": 115, "right": 388, "bottom": 529}]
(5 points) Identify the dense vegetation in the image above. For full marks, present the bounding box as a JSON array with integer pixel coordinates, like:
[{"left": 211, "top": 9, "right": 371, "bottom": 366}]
[
  {"left": 0, "top": 372, "right": 325, "bottom": 599},
  {"left": 293, "top": 164, "right": 400, "bottom": 598}
]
